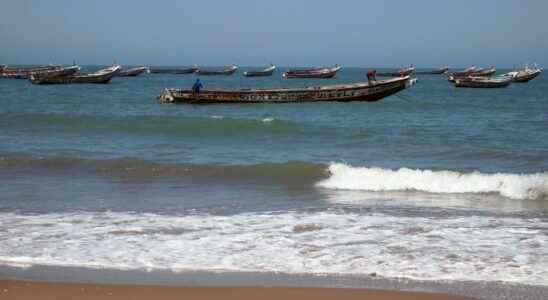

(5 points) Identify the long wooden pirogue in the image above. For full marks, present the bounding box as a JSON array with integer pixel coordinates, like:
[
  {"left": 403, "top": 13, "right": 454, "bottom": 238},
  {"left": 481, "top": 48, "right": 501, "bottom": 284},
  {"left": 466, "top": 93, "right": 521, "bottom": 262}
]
[
  {"left": 29, "top": 65, "right": 121, "bottom": 84},
  {"left": 157, "top": 76, "right": 416, "bottom": 104},
  {"left": 447, "top": 67, "right": 496, "bottom": 82},
  {"left": 117, "top": 66, "right": 149, "bottom": 77},
  {"left": 282, "top": 65, "right": 341, "bottom": 79},
  {"left": 454, "top": 76, "right": 512, "bottom": 88},
  {"left": 506, "top": 66, "right": 543, "bottom": 82},
  {"left": 243, "top": 64, "right": 276, "bottom": 77},
  {"left": 1, "top": 64, "right": 66, "bottom": 79}
]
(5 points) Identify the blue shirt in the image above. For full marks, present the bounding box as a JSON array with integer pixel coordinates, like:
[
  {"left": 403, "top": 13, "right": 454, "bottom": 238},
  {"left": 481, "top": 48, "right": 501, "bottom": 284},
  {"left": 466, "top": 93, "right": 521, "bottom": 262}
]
[{"left": 192, "top": 80, "right": 203, "bottom": 93}]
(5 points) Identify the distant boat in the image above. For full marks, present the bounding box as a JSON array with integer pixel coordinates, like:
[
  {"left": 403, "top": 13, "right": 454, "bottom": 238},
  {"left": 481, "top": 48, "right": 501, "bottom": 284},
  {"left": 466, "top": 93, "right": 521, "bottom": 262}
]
[
  {"left": 470, "top": 67, "right": 496, "bottom": 77},
  {"left": 117, "top": 66, "right": 148, "bottom": 77},
  {"left": 3, "top": 65, "right": 80, "bottom": 79},
  {"left": 243, "top": 64, "right": 276, "bottom": 77},
  {"left": 282, "top": 65, "right": 341, "bottom": 79},
  {"left": 1, "top": 64, "right": 65, "bottom": 79},
  {"left": 454, "top": 75, "right": 511, "bottom": 88},
  {"left": 157, "top": 75, "right": 416, "bottom": 104},
  {"left": 449, "top": 66, "right": 478, "bottom": 78},
  {"left": 29, "top": 65, "right": 81, "bottom": 79},
  {"left": 149, "top": 66, "right": 198, "bottom": 74},
  {"left": 30, "top": 65, "right": 121, "bottom": 84},
  {"left": 506, "top": 65, "right": 543, "bottom": 82},
  {"left": 414, "top": 67, "right": 449, "bottom": 75},
  {"left": 195, "top": 65, "right": 238, "bottom": 76},
  {"left": 377, "top": 65, "right": 415, "bottom": 77},
  {"left": 448, "top": 67, "right": 496, "bottom": 82}
]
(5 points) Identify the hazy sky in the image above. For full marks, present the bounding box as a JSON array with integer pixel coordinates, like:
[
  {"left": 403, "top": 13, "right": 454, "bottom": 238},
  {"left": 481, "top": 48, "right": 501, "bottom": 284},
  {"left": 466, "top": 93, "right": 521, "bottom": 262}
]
[{"left": 1, "top": 0, "right": 547, "bottom": 67}]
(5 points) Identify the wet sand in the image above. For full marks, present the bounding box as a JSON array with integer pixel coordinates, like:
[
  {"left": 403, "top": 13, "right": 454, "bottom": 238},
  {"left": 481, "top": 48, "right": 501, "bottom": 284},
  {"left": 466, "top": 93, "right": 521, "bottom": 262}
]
[{"left": 0, "top": 280, "right": 478, "bottom": 300}]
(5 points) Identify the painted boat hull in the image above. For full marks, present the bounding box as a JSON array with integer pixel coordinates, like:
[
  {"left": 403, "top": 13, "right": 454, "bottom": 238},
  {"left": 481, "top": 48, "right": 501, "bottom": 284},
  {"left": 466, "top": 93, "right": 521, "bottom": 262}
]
[{"left": 157, "top": 76, "right": 415, "bottom": 104}]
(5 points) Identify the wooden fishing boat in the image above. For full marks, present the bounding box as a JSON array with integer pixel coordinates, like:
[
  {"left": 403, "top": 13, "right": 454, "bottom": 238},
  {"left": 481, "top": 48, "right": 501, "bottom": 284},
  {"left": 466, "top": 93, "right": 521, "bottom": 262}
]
[
  {"left": 454, "top": 75, "right": 511, "bottom": 88},
  {"left": 414, "top": 67, "right": 449, "bottom": 75},
  {"left": 117, "top": 66, "right": 149, "bottom": 77},
  {"left": 471, "top": 67, "right": 496, "bottom": 77},
  {"left": 1, "top": 64, "right": 65, "bottom": 79},
  {"left": 32, "top": 65, "right": 80, "bottom": 77},
  {"left": 243, "top": 65, "right": 276, "bottom": 77},
  {"left": 1, "top": 64, "right": 61, "bottom": 74},
  {"left": 448, "top": 66, "right": 478, "bottom": 78},
  {"left": 195, "top": 65, "right": 238, "bottom": 76},
  {"left": 157, "top": 75, "right": 416, "bottom": 104},
  {"left": 282, "top": 65, "right": 341, "bottom": 79},
  {"left": 29, "top": 65, "right": 121, "bottom": 84},
  {"left": 149, "top": 66, "right": 198, "bottom": 74},
  {"left": 506, "top": 66, "right": 543, "bottom": 83},
  {"left": 377, "top": 65, "right": 415, "bottom": 77},
  {"left": 448, "top": 67, "right": 497, "bottom": 82}
]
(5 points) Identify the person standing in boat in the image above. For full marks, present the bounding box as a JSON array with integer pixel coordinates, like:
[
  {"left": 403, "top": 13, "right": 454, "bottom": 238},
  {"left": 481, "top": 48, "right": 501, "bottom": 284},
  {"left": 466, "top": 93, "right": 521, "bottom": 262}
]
[
  {"left": 192, "top": 78, "right": 203, "bottom": 93},
  {"left": 367, "top": 70, "right": 377, "bottom": 85}
]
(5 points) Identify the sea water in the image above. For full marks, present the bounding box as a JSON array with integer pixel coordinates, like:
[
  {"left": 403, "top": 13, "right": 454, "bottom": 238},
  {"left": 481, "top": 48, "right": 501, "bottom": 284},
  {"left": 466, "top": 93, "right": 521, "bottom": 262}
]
[{"left": 0, "top": 67, "right": 547, "bottom": 286}]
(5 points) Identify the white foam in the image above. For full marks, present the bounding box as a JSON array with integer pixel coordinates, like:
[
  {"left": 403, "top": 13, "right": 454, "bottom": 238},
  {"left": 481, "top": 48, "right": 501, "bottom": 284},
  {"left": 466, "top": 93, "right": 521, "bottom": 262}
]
[
  {"left": 317, "top": 163, "right": 548, "bottom": 200},
  {"left": 261, "top": 117, "right": 274, "bottom": 122},
  {"left": 0, "top": 211, "right": 547, "bottom": 285}
]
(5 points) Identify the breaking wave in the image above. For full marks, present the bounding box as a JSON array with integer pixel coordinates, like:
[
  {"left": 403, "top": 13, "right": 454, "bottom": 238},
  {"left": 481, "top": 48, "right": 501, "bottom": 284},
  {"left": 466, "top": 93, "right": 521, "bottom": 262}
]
[
  {"left": 318, "top": 163, "right": 548, "bottom": 200},
  {"left": 2, "top": 153, "right": 547, "bottom": 200}
]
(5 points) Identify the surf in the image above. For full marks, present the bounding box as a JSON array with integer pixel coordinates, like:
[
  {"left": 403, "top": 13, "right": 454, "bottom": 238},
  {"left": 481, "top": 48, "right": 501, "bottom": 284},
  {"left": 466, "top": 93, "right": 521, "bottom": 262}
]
[{"left": 318, "top": 163, "right": 548, "bottom": 200}]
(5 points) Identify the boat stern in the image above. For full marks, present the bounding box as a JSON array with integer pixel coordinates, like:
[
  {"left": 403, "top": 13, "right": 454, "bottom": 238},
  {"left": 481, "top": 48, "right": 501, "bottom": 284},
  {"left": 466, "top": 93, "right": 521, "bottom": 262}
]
[{"left": 157, "top": 89, "right": 176, "bottom": 103}]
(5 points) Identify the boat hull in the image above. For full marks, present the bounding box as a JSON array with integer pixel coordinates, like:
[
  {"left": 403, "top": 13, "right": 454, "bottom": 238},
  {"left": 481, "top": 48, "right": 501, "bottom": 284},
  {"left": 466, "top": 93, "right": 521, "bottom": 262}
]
[
  {"left": 30, "top": 66, "right": 120, "bottom": 85},
  {"left": 414, "top": 68, "right": 449, "bottom": 75},
  {"left": 1, "top": 65, "right": 67, "bottom": 79},
  {"left": 195, "top": 67, "right": 238, "bottom": 76},
  {"left": 448, "top": 68, "right": 496, "bottom": 82},
  {"left": 454, "top": 78, "right": 511, "bottom": 88},
  {"left": 157, "top": 76, "right": 414, "bottom": 104},
  {"left": 243, "top": 66, "right": 276, "bottom": 77},
  {"left": 512, "top": 69, "right": 542, "bottom": 82},
  {"left": 118, "top": 67, "right": 148, "bottom": 77},
  {"left": 149, "top": 67, "right": 198, "bottom": 74},
  {"left": 282, "top": 66, "right": 341, "bottom": 79}
]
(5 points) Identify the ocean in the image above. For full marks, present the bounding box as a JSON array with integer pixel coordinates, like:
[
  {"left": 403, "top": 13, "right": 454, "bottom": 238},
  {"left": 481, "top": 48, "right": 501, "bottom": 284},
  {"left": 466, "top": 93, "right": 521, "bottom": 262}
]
[{"left": 0, "top": 67, "right": 547, "bottom": 291}]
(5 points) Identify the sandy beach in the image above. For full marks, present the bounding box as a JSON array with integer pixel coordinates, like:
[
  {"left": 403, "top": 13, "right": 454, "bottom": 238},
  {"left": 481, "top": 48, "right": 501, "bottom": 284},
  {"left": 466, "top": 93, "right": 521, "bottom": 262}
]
[{"left": 0, "top": 280, "right": 478, "bottom": 300}]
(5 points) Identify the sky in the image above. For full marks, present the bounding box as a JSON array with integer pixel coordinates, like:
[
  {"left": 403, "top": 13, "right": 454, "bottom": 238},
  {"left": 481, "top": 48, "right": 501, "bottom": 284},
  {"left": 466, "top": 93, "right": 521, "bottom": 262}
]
[{"left": 1, "top": 0, "right": 547, "bottom": 68}]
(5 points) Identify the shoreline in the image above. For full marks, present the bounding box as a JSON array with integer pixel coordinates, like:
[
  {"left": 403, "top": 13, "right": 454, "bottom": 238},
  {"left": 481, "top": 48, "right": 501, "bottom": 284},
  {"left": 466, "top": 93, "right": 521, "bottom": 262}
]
[
  {"left": 1, "top": 265, "right": 547, "bottom": 300},
  {"left": 0, "top": 280, "right": 477, "bottom": 300}
]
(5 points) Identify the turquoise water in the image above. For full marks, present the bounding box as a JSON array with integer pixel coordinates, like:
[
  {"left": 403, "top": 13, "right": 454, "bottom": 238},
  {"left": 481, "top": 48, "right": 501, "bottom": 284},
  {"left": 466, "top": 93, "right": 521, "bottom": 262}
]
[{"left": 1, "top": 67, "right": 547, "bottom": 285}]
